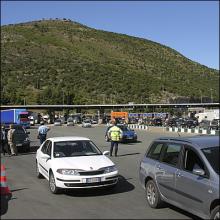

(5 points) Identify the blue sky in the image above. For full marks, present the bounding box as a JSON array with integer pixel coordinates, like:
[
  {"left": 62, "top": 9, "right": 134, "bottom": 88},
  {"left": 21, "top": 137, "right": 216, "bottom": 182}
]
[{"left": 1, "top": 1, "right": 219, "bottom": 70}]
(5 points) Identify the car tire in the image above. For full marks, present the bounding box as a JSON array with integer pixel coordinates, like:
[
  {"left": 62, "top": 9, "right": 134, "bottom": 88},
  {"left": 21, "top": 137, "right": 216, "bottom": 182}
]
[
  {"left": 25, "top": 144, "right": 30, "bottom": 152},
  {"left": 145, "top": 180, "right": 162, "bottom": 208},
  {"left": 36, "top": 161, "right": 43, "bottom": 179},
  {"left": 49, "top": 171, "right": 60, "bottom": 194},
  {"left": 210, "top": 205, "right": 220, "bottom": 220}
]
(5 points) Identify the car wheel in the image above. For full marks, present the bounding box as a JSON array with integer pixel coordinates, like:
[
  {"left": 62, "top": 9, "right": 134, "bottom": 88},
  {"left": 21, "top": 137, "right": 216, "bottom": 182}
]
[
  {"left": 36, "top": 161, "right": 43, "bottom": 178},
  {"left": 211, "top": 205, "right": 220, "bottom": 220},
  {"left": 25, "top": 144, "right": 30, "bottom": 152},
  {"left": 49, "top": 171, "right": 60, "bottom": 194},
  {"left": 145, "top": 180, "right": 162, "bottom": 208}
]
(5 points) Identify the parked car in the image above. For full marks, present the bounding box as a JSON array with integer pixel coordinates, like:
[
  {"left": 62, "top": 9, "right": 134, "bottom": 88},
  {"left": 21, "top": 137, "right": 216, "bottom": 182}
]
[
  {"left": 185, "top": 119, "right": 198, "bottom": 128},
  {"left": 209, "top": 119, "right": 220, "bottom": 130},
  {"left": 82, "top": 119, "right": 92, "bottom": 128},
  {"left": 151, "top": 118, "right": 163, "bottom": 126},
  {"left": 139, "top": 135, "right": 219, "bottom": 219},
  {"left": 105, "top": 124, "right": 137, "bottom": 143},
  {"left": 66, "top": 117, "right": 74, "bottom": 126},
  {"left": 54, "top": 119, "right": 62, "bottom": 126},
  {"left": 198, "top": 120, "right": 211, "bottom": 129},
  {"left": 5, "top": 124, "right": 30, "bottom": 152},
  {"left": 36, "top": 136, "right": 118, "bottom": 194}
]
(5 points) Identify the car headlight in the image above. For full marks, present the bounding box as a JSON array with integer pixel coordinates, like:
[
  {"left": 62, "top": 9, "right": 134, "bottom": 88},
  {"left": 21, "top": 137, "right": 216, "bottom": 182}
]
[
  {"left": 104, "top": 165, "right": 117, "bottom": 174},
  {"left": 56, "top": 169, "right": 81, "bottom": 175}
]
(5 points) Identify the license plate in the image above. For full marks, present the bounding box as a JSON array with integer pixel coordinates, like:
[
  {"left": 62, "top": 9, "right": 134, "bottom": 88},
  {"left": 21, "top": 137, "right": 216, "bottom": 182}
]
[
  {"left": 17, "top": 144, "right": 22, "bottom": 147},
  {"left": 84, "top": 177, "right": 101, "bottom": 183}
]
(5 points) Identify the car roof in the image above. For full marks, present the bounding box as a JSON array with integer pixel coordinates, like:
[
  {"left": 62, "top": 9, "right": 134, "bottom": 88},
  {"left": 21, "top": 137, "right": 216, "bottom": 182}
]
[
  {"left": 47, "top": 136, "right": 90, "bottom": 142},
  {"left": 156, "top": 135, "right": 219, "bottom": 149}
]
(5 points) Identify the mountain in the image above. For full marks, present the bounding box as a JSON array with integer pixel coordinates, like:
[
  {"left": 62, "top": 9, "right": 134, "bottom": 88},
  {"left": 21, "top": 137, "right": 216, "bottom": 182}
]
[{"left": 1, "top": 18, "right": 219, "bottom": 105}]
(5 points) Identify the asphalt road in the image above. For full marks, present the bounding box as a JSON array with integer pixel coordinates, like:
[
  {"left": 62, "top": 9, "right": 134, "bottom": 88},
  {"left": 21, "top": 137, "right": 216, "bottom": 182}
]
[{"left": 1, "top": 125, "right": 199, "bottom": 219}]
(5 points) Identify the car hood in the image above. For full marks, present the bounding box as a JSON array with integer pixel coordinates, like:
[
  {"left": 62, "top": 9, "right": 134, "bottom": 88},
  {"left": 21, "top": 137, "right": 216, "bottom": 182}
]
[
  {"left": 123, "top": 130, "right": 136, "bottom": 136},
  {"left": 52, "top": 155, "right": 115, "bottom": 170}
]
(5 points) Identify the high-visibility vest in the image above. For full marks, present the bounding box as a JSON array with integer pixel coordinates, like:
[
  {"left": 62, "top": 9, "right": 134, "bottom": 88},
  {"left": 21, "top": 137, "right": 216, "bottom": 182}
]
[{"left": 108, "top": 126, "right": 122, "bottom": 141}]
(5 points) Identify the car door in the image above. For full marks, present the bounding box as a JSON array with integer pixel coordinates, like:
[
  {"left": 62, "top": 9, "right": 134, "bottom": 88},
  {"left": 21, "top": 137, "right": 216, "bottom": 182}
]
[
  {"left": 155, "top": 142, "right": 182, "bottom": 201},
  {"left": 43, "top": 141, "right": 52, "bottom": 177},
  {"left": 38, "top": 140, "right": 50, "bottom": 177},
  {"left": 175, "top": 145, "right": 210, "bottom": 213}
]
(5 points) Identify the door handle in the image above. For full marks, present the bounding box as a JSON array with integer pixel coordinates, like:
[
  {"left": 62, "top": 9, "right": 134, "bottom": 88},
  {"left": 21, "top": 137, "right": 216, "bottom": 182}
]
[
  {"left": 177, "top": 172, "right": 183, "bottom": 178},
  {"left": 156, "top": 165, "right": 163, "bottom": 171}
]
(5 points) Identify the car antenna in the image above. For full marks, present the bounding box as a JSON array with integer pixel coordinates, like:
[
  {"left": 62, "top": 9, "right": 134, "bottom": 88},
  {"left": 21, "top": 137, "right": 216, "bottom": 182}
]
[{"left": 177, "top": 132, "right": 181, "bottom": 137}]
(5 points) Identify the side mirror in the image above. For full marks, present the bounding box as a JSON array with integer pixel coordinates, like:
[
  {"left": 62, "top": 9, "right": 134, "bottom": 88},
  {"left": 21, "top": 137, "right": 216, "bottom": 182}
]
[
  {"left": 193, "top": 168, "right": 205, "bottom": 176},
  {"left": 41, "top": 154, "right": 51, "bottom": 160},
  {"left": 103, "top": 151, "right": 110, "bottom": 155}
]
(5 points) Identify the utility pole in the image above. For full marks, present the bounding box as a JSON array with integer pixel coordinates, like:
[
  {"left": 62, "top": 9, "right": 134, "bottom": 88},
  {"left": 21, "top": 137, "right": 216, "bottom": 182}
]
[
  {"left": 62, "top": 90, "right": 65, "bottom": 115},
  {"left": 210, "top": 88, "right": 213, "bottom": 103}
]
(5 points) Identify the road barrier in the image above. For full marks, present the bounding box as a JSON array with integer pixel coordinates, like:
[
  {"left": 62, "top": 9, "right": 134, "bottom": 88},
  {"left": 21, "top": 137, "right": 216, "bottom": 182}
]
[
  {"left": 127, "top": 124, "right": 219, "bottom": 135},
  {"left": 166, "top": 127, "right": 219, "bottom": 135},
  {"left": 128, "top": 124, "right": 148, "bottom": 130},
  {"left": 0, "top": 165, "right": 11, "bottom": 197}
]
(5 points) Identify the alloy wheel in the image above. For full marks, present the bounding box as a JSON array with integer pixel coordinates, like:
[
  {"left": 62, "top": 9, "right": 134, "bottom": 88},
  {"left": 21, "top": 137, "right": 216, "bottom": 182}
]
[
  {"left": 147, "top": 182, "right": 156, "bottom": 205},
  {"left": 49, "top": 173, "right": 56, "bottom": 192}
]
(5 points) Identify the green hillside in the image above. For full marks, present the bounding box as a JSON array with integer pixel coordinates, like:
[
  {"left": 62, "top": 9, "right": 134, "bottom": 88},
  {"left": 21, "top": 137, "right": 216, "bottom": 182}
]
[{"left": 1, "top": 19, "right": 219, "bottom": 105}]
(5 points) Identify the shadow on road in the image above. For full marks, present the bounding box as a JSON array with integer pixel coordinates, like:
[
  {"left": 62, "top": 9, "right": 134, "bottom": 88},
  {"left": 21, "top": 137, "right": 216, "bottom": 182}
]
[
  {"left": 16, "top": 145, "right": 39, "bottom": 156},
  {"left": 159, "top": 203, "right": 202, "bottom": 220},
  {"left": 121, "top": 140, "right": 142, "bottom": 145},
  {"left": 11, "top": 187, "right": 28, "bottom": 193},
  {"left": 117, "top": 152, "right": 140, "bottom": 157},
  {"left": 64, "top": 175, "right": 135, "bottom": 197}
]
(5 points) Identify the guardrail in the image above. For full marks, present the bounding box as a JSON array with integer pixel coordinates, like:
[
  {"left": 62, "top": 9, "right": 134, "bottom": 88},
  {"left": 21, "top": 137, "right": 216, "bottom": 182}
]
[
  {"left": 128, "top": 124, "right": 148, "bottom": 130},
  {"left": 127, "top": 124, "right": 219, "bottom": 135},
  {"left": 165, "top": 127, "right": 219, "bottom": 135}
]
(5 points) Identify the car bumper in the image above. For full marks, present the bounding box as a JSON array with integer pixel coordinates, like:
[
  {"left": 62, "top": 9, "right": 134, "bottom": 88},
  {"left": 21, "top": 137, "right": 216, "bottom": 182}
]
[
  {"left": 55, "top": 171, "right": 119, "bottom": 189},
  {"left": 121, "top": 137, "right": 137, "bottom": 142}
]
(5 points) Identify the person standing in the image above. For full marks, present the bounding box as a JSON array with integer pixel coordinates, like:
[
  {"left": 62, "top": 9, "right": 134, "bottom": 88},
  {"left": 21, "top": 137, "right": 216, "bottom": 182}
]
[
  {"left": 1, "top": 126, "right": 11, "bottom": 156},
  {"left": 7, "top": 124, "right": 17, "bottom": 156},
  {"left": 107, "top": 120, "right": 123, "bottom": 157},
  {"left": 38, "top": 121, "right": 50, "bottom": 145}
]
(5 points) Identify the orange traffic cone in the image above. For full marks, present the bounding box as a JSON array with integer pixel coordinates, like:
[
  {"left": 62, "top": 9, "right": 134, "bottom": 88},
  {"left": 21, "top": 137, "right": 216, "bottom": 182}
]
[{"left": 0, "top": 165, "right": 11, "bottom": 196}]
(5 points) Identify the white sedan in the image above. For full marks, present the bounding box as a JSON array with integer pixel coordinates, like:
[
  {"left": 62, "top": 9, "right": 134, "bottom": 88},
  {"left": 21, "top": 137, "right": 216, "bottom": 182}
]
[
  {"left": 82, "top": 120, "right": 92, "bottom": 128},
  {"left": 36, "top": 136, "right": 118, "bottom": 194}
]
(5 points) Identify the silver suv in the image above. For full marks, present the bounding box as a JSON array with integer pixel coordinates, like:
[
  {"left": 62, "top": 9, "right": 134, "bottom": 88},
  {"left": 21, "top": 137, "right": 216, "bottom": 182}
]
[{"left": 139, "top": 135, "right": 219, "bottom": 219}]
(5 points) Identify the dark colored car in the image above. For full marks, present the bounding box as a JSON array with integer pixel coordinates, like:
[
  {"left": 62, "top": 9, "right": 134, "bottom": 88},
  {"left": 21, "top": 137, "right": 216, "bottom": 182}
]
[
  {"left": 151, "top": 118, "right": 163, "bottom": 126},
  {"left": 199, "top": 120, "right": 211, "bottom": 129},
  {"left": 105, "top": 124, "right": 137, "bottom": 143},
  {"left": 139, "top": 135, "right": 219, "bottom": 219},
  {"left": 209, "top": 119, "right": 220, "bottom": 130}
]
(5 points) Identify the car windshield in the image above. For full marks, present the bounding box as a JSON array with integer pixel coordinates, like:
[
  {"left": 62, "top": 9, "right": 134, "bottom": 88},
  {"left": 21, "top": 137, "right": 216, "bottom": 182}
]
[
  {"left": 118, "top": 126, "right": 130, "bottom": 131},
  {"left": 202, "top": 146, "right": 219, "bottom": 175},
  {"left": 53, "top": 140, "right": 102, "bottom": 158}
]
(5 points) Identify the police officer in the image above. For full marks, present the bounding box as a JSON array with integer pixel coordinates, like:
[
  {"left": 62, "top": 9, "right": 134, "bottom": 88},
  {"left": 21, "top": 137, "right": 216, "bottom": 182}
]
[
  {"left": 107, "top": 120, "right": 123, "bottom": 157},
  {"left": 38, "top": 121, "right": 50, "bottom": 145}
]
